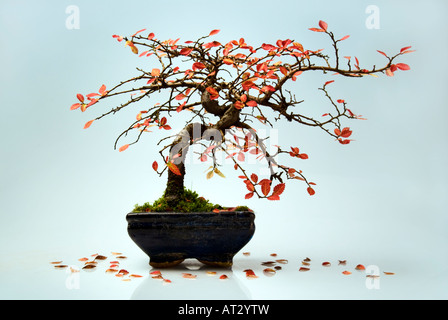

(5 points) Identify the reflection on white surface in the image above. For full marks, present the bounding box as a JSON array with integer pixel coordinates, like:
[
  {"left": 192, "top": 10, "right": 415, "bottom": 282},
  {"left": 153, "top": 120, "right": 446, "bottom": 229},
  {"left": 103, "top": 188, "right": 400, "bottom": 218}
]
[{"left": 131, "top": 259, "right": 251, "bottom": 300}]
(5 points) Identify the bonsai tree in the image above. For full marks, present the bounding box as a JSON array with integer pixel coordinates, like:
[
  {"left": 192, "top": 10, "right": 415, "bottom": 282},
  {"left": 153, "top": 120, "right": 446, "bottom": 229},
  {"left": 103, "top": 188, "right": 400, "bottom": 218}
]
[{"left": 71, "top": 20, "right": 412, "bottom": 209}]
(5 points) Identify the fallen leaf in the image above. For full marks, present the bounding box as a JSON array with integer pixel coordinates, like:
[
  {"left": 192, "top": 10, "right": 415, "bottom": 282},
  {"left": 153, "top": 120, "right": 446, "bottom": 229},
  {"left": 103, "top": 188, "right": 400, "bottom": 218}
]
[
  {"left": 78, "top": 257, "right": 88, "bottom": 262},
  {"left": 242, "top": 252, "right": 250, "bottom": 256},
  {"left": 355, "top": 264, "right": 366, "bottom": 271},
  {"left": 322, "top": 262, "right": 331, "bottom": 267},
  {"left": 105, "top": 268, "right": 118, "bottom": 273},
  {"left": 219, "top": 274, "right": 228, "bottom": 280},
  {"left": 302, "top": 261, "right": 310, "bottom": 266},
  {"left": 299, "top": 267, "right": 310, "bottom": 272},
  {"left": 206, "top": 271, "right": 217, "bottom": 276},
  {"left": 116, "top": 256, "right": 127, "bottom": 259},
  {"left": 342, "top": 271, "right": 352, "bottom": 275},
  {"left": 270, "top": 253, "right": 277, "bottom": 257},
  {"left": 338, "top": 260, "right": 347, "bottom": 265},
  {"left": 383, "top": 272, "right": 395, "bottom": 275},
  {"left": 261, "top": 261, "right": 276, "bottom": 266},
  {"left": 82, "top": 264, "right": 96, "bottom": 270},
  {"left": 95, "top": 255, "right": 107, "bottom": 260},
  {"left": 130, "top": 274, "right": 143, "bottom": 278},
  {"left": 50, "top": 261, "right": 63, "bottom": 264},
  {"left": 276, "top": 259, "right": 288, "bottom": 264},
  {"left": 263, "top": 268, "right": 276, "bottom": 277},
  {"left": 54, "top": 265, "right": 68, "bottom": 269},
  {"left": 182, "top": 273, "right": 197, "bottom": 279}
]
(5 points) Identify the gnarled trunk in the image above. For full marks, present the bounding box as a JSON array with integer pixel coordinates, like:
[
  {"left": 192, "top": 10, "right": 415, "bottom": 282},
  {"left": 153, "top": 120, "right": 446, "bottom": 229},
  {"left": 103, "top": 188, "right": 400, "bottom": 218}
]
[{"left": 164, "top": 90, "right": 241, "bottom": 206}]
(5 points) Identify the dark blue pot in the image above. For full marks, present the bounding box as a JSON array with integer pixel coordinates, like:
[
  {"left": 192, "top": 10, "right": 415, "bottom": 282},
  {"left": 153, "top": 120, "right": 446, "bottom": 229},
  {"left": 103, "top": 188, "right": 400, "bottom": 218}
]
[{"left": 126, "top": 211, "right": 255, "bottom": 268}]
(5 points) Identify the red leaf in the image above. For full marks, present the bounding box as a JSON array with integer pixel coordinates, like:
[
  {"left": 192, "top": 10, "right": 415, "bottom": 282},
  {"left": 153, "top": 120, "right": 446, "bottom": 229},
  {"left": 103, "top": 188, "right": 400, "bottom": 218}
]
[
  {"left": 318, "top": 20, "right": 328, "bottom": 31},
  {"left": 179, "top": 47, "right": 193, "bottom": 56},
  {"left": 192, "top": 62, "right": 206, "bottom": 71},
  {"left": 267, "top": 195, "right": 280, "bottom": 201},
  {"left": 250, "top": 173, "right": 258, "bottom": 184},
  {"left": 246, "top": 100, "right": 257, "bottom": 107},
  {"left": 152, "top": 161, "right": 158, "bottom": 171},
  {"left": 83, "top": 120, "right": 94, "bottom": 129},
  {"left": 132, "top": 28, "right": 146, "bottom": 37},
  {"left": 261, "top": 85, "right": 276, "bottom": 93},
  {"left": 377, "top": 50, "right": 388, "bottom": 58},
  {"left": 338, "top": 35, "right": 350, "bottom": 41},
  {"left": 395, "top": 63, "right": 410, "bottom": 71},
  {"left": 400, "top": 46, "right": 412, "bottom": 53},
  {"left": 340, "top": 127, "right": 352, "bottom": 138},
  {"left": 355, "top": 264, "right": 366, "bottom": 270},
  {"left": 175, "top": 93, "right": 186, "bottom": 100},
  {"left": 324, "top": 80, "right": 334, "bottom": 86},
  {"left": 245, "top": 192, "right": 254, "bottom": 199},
  {"left": 309, "top": 28, "right": 324, "bottom": 32},
  {"left": 147, "top": 32, "right": 155, "bottom": 40},
  {"left": 119, "top": 144, "right": 129, "bottom": 152},
  {"left": 259, "top": 179, "right": 271, "bottom": 196},
  {"left": 77, "top": 94, "right": 84, "bottom": 103},
  {"left": 209, "top": 29, "right": 220, "bottom": 36},
  {"left": 272, "top": 183, "right": 285, "bottom": 197},
  {"left": 307, "top": 187, "right": 315, "bottom": 196}
]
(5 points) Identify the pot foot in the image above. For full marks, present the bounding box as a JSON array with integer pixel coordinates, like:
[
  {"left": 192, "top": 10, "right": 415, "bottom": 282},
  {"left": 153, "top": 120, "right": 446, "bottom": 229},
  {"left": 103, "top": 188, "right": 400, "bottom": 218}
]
[
  {"left": 149, "top": 258, "right": 185, "bottom": 268},
  {"left": 198, "top": 255, "right": 234, "bottom": 268}
]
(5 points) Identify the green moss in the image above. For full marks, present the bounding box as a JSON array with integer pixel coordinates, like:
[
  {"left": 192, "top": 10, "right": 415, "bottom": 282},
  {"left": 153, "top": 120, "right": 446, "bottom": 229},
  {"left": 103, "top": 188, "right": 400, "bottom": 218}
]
[{"left": 133, "top": 188, "right": 252, "bottom": 213}]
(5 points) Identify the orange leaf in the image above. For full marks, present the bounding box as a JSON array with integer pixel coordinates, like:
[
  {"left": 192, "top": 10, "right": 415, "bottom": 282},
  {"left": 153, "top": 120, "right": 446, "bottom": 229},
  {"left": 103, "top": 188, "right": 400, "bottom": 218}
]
[
  {"left": 299, "top": 267, "right": 310, "bottom": 272},
  {"left": 250, "top": 173, "right": 258, "bottom": 184},
  {"left": 77, "top": 93, "right": 84, "bottom": 102},
  {"left": 209, "top": 29, "right": 220, "bottom": 36},
  {"left": 99, "top": 84, "right": 107, "bottom": 96},
  {"left": 355, "top": 264, "right": 366, "bottom": 270},
  {"left": 342, "top": 271, "right": 352, "bottom": 275},
  {"left": 272, "top": 183, "right": 285, "bottom": 197},
  {"left": 119, "top": 144, "right": 129, "bottom": 152},
  {"left": 245, "top": 192, "right": 254, "bottom": 199},
  {"left": 167, "top": 162, "right": 182, "bottom": 176},
  {"left": 395, "top": 63, "right": 410, "bottom": 71},
  {"left": 83, "top": 120, "right": 94, "bottom": 129},
  {"left": 70, "top": 103, "right": 81, "bottom": 110},
  {"left": 152, "top": 161, "right": 158, "bottom": 171},
  {"left": 151, "top": 68, "right": 160, "bottom": 77}
]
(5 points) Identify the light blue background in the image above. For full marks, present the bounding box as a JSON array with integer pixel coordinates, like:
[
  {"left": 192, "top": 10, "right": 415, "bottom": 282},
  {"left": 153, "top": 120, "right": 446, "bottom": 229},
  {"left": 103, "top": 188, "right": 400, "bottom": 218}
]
[{"left": 0, "top": 0, "right": 447, "bottom": 299}]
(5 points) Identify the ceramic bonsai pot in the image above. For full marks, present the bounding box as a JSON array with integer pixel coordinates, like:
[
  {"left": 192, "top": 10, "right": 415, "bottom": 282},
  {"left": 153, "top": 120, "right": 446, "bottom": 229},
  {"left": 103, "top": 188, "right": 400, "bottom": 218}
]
[{"left": 126, "top": 211, "right": 255, "bottom": 268}]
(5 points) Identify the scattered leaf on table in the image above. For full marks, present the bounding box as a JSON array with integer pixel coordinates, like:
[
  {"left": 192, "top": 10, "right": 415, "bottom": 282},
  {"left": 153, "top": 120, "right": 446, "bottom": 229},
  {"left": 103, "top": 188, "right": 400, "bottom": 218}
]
[
  {"left": 338, "top": 260, "right": 347, "bottom": 265},
  {"left": 244, "top": 269, "right": 258, "bottom": 278},
  {"left": 274, "top": 266, "right": 282, "bottom": 270},
  {"left": 54, "top": 265, "right": 68, "bottom": 269},
  {"left": 303, "top": 257, "right": 311, "bottom": 262},
  {"left": 322, "top": 262, "right": 331, "bottom": 267},
  {"left": 261, "top": 261, "right": 276, "bottom": 266},
  {"left": 219, "top": 274, "right": 228, "bottom": 280},
  {"left": 116, "top": 256, "right": 127, "bottom": 259},
  {"left": 130, "top": 274, "right": 143, "bottom": 278},
  {"left": 342, "top": 271, "right": 352, "bottom": 275},
  {"left": 270, "top": 253, "right": 277, "bottom": 257},
  {"left": 106, "top": 268, "right": 118, "bottom": 273},
  {"left": 182, "top": 273, "right": 197, "bottom": 279},
  {"left": 302, "top": 261, "right": 310, "bottom": 266},
  {"left": 50, "top": 261, "right": 63, "bottom": 264},
  {"left": 276, "top": 259, "right": 288, "bottom": 264},
  {"left": 263, "top": 268, "right": 276, "bottom": 277},
  {"left": 355, "top": 264, "right": 366, "bottom": 271},
  {"left": 150, "top": 270, "right": 161, "bottom": 275},
  {"left": 78, "top": 257, "right": 88, "bottom": 262},
  {"left": 82, "top": 264, "right": 96, "bottom": 270},
  {"left": 206, "top": 271, "right": 217, "bottom": 276},
  {"left": 299, "top": 267, "right": 310, "bottom": 272},
  {"left": 95, "top": 255, "right": 107, "bottom": 260},
  {"left": 384, "top": 272, "right": 395, "bottom": 275},
  {"left": 242, "top": 252, "right": 250, "bottom": 256}
]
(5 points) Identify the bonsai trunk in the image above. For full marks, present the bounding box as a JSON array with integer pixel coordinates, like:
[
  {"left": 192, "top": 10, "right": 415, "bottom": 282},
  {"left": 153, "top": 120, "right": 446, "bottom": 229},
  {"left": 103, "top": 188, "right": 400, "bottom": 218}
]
[{"left": 164, "top": 90, "right": 241, "bottom": 206}]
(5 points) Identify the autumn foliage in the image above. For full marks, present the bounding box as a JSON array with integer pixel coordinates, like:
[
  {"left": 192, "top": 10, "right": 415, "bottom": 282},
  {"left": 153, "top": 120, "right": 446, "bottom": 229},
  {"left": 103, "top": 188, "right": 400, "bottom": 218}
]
[{"left": 71, "top": 21, "right": 412, "bottom": 203}]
